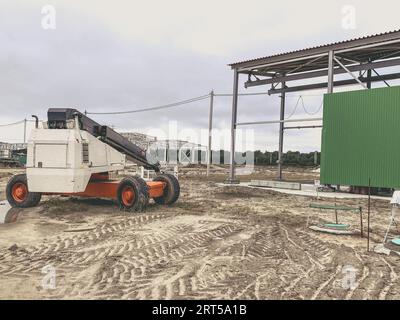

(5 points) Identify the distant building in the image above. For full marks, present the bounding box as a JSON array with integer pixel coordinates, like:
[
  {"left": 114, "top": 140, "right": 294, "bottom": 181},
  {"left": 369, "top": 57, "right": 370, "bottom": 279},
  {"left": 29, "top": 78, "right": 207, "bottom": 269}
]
[
  {"left": 148, "top": 139, "right": 207, "bottom": 165},
  {"left": 0, "top": 142, "right": 27, "bottom": 158},
  {"left": 118, "top": 132, "right": 207, "bottom": 165},
  {"left": 0, "top": 142, "right": 27, "bottom": 166},
  {"left": 120, "top": 132, "right": 157, "bottom": 151}
]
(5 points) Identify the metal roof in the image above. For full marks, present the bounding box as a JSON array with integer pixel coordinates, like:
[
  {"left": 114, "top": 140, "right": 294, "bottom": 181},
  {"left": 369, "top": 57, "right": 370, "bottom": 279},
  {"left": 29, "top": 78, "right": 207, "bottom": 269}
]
[{"left": 230, "top": 30, "right": 400, "bottom": 72}]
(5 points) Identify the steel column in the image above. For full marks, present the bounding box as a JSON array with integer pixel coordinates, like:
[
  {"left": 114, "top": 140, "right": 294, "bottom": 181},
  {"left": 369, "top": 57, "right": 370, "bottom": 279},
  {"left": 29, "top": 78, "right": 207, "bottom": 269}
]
[
  {"left": 327, "top": 50, "right": 335, "bottom": 93},
  {"left": 277, "top": 81, "right": 286, "bottom": 181},
  {"left": 237, "top": 117, "right": 323, "bottom": 127},
  {"left": 367, "top": 68, "right": 372, "bottom": 89},
  {"left": 367, "top": 59, "right": 372, "bottom": 89},
  {"left": 207, "top": 90, "right": 214, "bottom": 177},
  {"left": 227, "top": 70, "right": 240, "bottom": 184}
]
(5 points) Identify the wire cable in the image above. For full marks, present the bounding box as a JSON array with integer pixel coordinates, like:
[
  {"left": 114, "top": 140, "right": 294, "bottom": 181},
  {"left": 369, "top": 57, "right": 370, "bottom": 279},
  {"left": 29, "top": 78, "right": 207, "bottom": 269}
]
[
  {"left": 86, "top": 94, "right": 211, "bottom": 115},
  {"left": 85, "top": 91, "right": 326, "bottom": 116},
  {"left": 285, "top": 96, "right": 303, "bottom": 120},
  {"left": 0, "top": 120, "right": 25, "bottom": 127},
  {"left": 214, "top": 92, "right": 269, "bottom": 97},
  {"left": 300, "top": 96, "right": 324, "bottom": 115}
]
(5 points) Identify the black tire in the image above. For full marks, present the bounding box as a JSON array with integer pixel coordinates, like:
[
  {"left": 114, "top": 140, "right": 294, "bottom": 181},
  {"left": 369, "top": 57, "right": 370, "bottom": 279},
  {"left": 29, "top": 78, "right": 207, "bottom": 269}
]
[
  {"left": 152, "top": 173, "right": 180, "bottom": 205},
  {"left": 117, "top": 176, "right": 149, "bottom": 212},
  {"left": 6, "top": 174, "right": 42, "bottom": 208}
]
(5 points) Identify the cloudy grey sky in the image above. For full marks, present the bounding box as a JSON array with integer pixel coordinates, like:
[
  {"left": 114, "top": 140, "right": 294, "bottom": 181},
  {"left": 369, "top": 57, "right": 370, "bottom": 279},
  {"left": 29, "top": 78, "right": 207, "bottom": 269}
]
[{"left": 0, "top": 0, "right": 399, "bottom": 151}]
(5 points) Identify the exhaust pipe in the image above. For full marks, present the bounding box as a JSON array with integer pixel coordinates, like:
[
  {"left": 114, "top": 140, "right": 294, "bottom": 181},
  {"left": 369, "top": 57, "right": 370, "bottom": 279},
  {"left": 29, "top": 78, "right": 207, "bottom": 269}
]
[{"left": 31, "top": 115, "right": 39, "bottom": 129}]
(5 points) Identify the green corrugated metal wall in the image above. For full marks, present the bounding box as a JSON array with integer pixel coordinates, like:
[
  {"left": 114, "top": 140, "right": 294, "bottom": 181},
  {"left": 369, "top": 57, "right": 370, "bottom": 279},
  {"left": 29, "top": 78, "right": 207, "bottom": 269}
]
[{"left": 321, "top": 86, "right": 400, "bottom": 188}]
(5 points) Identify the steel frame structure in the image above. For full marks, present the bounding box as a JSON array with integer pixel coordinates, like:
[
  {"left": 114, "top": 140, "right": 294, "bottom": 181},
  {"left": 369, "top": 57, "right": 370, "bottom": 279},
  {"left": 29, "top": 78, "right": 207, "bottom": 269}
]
[{"left": 226, "top": 30, "right": 400, "bottom": 183}]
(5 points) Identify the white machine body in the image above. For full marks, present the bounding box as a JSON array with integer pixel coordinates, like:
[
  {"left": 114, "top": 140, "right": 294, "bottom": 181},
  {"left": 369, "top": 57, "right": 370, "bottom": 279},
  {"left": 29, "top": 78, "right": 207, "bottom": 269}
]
[{"left": 26, "top": 122, "right": 125, "bottom": 193}]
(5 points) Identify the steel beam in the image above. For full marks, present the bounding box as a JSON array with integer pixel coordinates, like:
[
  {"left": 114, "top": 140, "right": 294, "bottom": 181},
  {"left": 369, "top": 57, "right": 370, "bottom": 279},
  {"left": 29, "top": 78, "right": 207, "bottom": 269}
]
[
  {"left": 236, "top": 117, "right": 323, "bottom": 127},
  {"left": 244, "top": 57, "right": 400, "bottom": 88},
  {"left": 268, "top": 72, "right": 400, "bottom": 94},
  {"left": 240, "top": 70, "right": 277, "bottom": 77},
  {"left": 335, "top": 38, "right": 400, "bottom": 54},
  {"left": 372, "top": 69, "right": 391, "bottom": 87},
  {"left": 286, "top": 56, "right": 325, "bottom": 75},
  {"left": 334, "top": 56, "right": 367, "bottom": 89},
  {"left": 284, "top": 125, "right": 323, "bottom": 130},
  {"left": 237, "top": 53, "right": 328, "bottom": 72}
]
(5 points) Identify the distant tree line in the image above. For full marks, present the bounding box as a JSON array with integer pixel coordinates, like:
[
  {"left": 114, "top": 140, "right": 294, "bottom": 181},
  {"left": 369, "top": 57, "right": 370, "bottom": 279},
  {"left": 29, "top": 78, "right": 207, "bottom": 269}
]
[
  {"left": 159, "top": 149, "right": 320, "bottom": 167},
  {"left": 254, "top": 150, "right": 321, "bottom": 167},
  {"left": 202, "top": 150, "right": 321, "bottom": 167}
]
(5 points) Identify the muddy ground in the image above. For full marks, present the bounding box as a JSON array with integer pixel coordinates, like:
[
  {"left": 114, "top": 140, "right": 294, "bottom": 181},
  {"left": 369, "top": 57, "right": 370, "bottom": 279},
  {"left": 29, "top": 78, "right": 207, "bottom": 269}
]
[{"left": 1, "top": 166, "right": 400, "bottom": 300}]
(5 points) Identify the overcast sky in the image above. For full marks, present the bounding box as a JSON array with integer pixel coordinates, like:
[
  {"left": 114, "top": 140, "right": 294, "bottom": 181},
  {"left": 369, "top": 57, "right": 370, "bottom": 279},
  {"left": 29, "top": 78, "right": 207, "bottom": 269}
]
[{"left": 0, "top": 0, "right": 399, "bottom": 151}]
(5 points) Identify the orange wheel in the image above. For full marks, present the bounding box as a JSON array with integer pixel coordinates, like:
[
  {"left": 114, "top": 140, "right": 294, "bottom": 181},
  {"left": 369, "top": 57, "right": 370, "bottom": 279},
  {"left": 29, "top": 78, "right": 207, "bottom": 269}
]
[
  {"left": 117, "top": 176, "right": 148, "bottom": 212},
  {"left": 11, "top": 182, "right": 28, "bottom": 203},
  {"left": 6, "top": 174, "right": 42, "bottom": 208},
  {"left": 121, "top": 186, "right": 135, "bottom": 207},
  {"left": 152, "top": 174, "right": 180, "bottom": 205}
]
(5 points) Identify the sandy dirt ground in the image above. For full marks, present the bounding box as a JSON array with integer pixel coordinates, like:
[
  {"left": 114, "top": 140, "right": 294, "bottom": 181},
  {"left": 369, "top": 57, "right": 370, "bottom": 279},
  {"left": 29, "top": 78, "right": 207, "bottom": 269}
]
[{"left": 1, "top": 166, "right": 400, "bottom": 300}]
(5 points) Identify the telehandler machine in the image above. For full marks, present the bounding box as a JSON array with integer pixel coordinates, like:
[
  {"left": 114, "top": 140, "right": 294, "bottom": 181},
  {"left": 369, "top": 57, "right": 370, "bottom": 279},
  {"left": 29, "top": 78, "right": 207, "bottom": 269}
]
[{"left": 6, "top": 108, "right": 180, "bottom": 211}]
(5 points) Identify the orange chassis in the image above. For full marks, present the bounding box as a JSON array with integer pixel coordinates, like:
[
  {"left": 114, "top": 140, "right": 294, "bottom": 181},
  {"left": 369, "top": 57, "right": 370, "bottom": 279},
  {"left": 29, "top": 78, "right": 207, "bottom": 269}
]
[{"left": 42, "top": 173, "right": 166, "bottom": 201}]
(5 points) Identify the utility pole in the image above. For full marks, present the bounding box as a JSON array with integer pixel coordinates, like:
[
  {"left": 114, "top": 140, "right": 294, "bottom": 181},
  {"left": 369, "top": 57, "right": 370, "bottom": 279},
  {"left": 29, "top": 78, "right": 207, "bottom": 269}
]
[
  {"left": 227, "top": 70, "right": 240, "bottom": 184},
  {"left": 23, "top": 119, "right": 27, "bottom": 143},
  {"left": 165, "top": 141, "right": 169, "bottom": 164},
  {"left": 207, "top": 90, "right": 214, "bottom": 177}
]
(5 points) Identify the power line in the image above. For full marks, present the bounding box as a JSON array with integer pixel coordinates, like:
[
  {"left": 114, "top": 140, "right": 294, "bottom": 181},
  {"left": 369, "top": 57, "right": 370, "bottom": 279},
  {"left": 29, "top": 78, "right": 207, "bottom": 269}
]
[
  {"left": 0, "top": 120, "right": 25, "bottom": 127},
  {"left": 0, "top": 91, "right": 325, "bottom": 122},
  {"left": 86, "top": 94, "right": 211, "bottom": 115},
  {"left": 85, "top": 91, "right": 324, "bottom": 115},
  {"left": 214, "top": 92, "right": 269, "bottom": 97}
]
